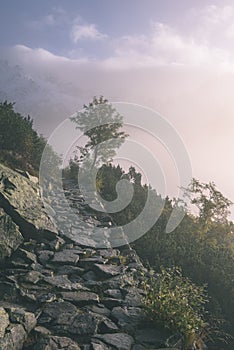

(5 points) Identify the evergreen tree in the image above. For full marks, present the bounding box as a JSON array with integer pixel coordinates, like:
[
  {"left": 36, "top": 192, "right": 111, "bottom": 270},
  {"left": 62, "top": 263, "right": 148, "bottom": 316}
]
[{"left": 0, "top": 101, "right": 50, "bottom": 174}]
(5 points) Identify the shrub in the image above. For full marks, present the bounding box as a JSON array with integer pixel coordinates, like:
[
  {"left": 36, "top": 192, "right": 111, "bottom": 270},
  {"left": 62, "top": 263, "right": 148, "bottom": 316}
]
[{"left": 141, "top": 266, "right": 208, "bottom": 348}]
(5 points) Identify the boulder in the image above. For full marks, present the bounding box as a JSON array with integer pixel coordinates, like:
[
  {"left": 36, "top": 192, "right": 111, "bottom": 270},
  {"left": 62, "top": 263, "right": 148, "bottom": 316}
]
[
  {"left": 0, "top": 307, "right": 9, "bottom": 337},
  {"left": 0, "top": 164, "right": 57, "bottom": 241},
  {"left": 0, "top": 307, "right": 36, "bottom": 350},
  {"left": 0, "top": 209, "right": 23, "bottom": 261}
]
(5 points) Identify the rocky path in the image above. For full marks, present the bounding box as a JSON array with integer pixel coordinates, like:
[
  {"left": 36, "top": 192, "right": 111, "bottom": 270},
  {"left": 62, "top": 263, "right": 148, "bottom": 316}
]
[
  {"left": 0, "top": 164, "right": 178, "bottom": 350},
  {"left": 0, "top": 230, "right": 176, "bottom": 349}
]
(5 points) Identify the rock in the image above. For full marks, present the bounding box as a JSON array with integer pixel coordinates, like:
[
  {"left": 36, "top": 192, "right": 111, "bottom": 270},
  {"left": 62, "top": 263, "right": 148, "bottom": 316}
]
[
  {"left": 82, "top": 248, "right": 96, "bottom": 257},
  {"left": 123, "top": 288, "right": 143, "bottom": 307},
  {"left": 0, "top": 282, "right": 19, "bottom": 303},
  {"left": 3, "top": 324, "right": 26, "bottom": 350},
  {"left": 33, "top": 335, "right": 81, "bottom": 350},
  {"left": 37, "top": 293, "right": 57, "bottom": 303},
  {"left": 15, "top": 170, "right": 38, "bottom": 185},
  {"left": 101, "top": 273, "right": 134, "bottom": 290},
  {"left": 43, "top": 275, "right": 84, "bottom": 291},
  {"left": 16, "top": 248, "right": 37, "bottom": 264},
  {"left": 97, "top": 317, "right": 119, "bottom": 333},
  {"left": 0, "top": 307, "right": 36, "bottom": 350},
  {"left": 37, "top": 250, "right": 54, "bottom": 265},
  {"left": 93, "top": 264, "right": 123, "bottom": 279},
  {"left": 97, "top": 249, "right": 120, "bottom": 259},
  {"left": 132, "top": 345, "right": 145, "bottom": 350},
  {"left": 91, "top": 339, "right": 111, "bottom": 350},
  {"left": 26, "top": 172, "right": 39, "bottom": 185},
  {"left": 70, "top": 313, "right": 99, "bottom": 341},
  {"left": 104, "top": 289, "right": 122, "bottom": 299},
  {"left": 38, "top": 301, "right": 99, "bottom": 342},
  {"left": 0, "top": 164, "right": 57, "bottom": 240},
  {"left": 21, "top": 270, "right": 42, "bottom": 284},
  {"left": 56, "top": 265, "right": 84, "bottom": 276},
  {"left": 61, "top": 291, "right": 99, "bottom": 306},
  {"left": 64, "top": 227, "right": 97, "bottom": 248},
  {"left": 121, "top": 249, "right": 142, "bottom": 265},
  {"left": 52, "top": 250, "right": 80, "bottom": 265},
  {"left": 102, "top": 298, "right": 123, "bottom": 309},
  {"left": 79, "top": 257, "right": 107, "bottom": 269},
  {"left": 33, "top": 325, "right": 51, "bottom": 335},
  {"left": 0, "top": 209, "right": 23, "bottom": 261},
  {"left": 48, "top": 236, "right": 65, "bottom": 251},
  {"left": 134, "top": 328, "right": 171, "bottom": 348},
  {"left": 38, "top": 301, "right": 77, "bottom": 326},
  {"left": 111, "top": 306, "right": 142, "bottom": 333},
  {"left": 0, "top": 307, "right": 9, "bottom": 337},
  {"left": 93, "top": 333, "right": 134, "bottom": 350},
  {"left": 84, "top": 304, "right": 111, "bottom": 317},
  {"left": 0, "top": 164, "right": 57, "bottom": 241},
  {"left": 83, "top": 271, "right": 98, "bottom": 281},
  {"left": 7, "top": 307, "right": 37, "bottom": 333}
]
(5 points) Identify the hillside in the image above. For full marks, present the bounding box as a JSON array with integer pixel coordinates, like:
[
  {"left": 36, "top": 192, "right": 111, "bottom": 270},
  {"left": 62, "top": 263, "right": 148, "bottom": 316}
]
[
  {"left": 1, "top": 99, "right": 234, "bottom": 349},
  {"left": 0, "top": 162, "right": 190, "bottom": 350}
]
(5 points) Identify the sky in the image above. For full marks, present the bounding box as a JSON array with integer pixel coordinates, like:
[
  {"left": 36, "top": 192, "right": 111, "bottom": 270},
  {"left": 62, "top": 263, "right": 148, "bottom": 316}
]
[{"left": 0, "top": 0, "right": 234, "bottom": 219}]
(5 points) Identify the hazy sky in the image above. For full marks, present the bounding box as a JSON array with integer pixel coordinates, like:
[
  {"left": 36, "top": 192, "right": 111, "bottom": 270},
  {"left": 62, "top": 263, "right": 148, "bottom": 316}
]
[{"left": 1, "top": 0, "right": 234, "bottom": 218}]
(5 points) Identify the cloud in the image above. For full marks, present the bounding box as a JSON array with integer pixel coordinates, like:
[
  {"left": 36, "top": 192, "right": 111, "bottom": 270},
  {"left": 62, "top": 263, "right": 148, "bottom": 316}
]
[
  {"left": 189, "top": 4, "right": 234, "bottom": 49},
  {"left": 71, "top": 22, "right": 108, "bottom": 42},
  {"left": 202, "top": 4, "right": 233, "bottom": 24},
  {"left": 2, "top": 4, "right": 234, "bottom": 215},
  {"left": 26, "top": 7, "right": 67, "bottom": 30},
  {"left": 103, "top": 21, "right": 232, "bottom": 70},
  {"left": 226, "top": 22, "right": 234, "bottom": 38},
  {"left": 12, "top": 44, "right": 88, "bottom": 64},
  {"left": 5, "top": 4, "right": 234, "bottom": 76}
]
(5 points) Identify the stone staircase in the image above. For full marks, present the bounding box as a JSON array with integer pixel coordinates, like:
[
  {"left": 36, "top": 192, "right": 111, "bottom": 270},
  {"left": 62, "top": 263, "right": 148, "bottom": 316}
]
[
  {"left": 0, "top": 164, "right": 179, "bottom": 350},
  {"left": 0, "top": 227, "right": 178, "bottom": 349}
]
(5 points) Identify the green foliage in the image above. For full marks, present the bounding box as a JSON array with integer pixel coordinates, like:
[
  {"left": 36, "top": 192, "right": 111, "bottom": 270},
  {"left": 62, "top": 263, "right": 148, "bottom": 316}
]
[
  {"left": 142, "top": 267, "right": 208, "bottom": 348},
  {"left": 182, "top": 178, "right": 233, "bottom": 232},
  {"left": 0, "top": 101, "right": 47, "bottom": 174},
  {"left": 96, "top": 163, "right": 156, "bottom": 229},
  {"left": 70, "top": 96, "right": 128, "bottom": 169},
  {"left": 133, "top": 182, "right": 234, "bottom": 349}
]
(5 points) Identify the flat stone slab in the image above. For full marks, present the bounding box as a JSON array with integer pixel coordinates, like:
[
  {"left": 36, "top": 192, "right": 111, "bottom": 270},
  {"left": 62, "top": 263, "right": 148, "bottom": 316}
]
[
  {"left": 93, "top": 333, "right": 134, "bottom": 350},
  {"left": 52, "top": 250, "right": 80, "bottom": 265},
  {"left": 61, "top": 291, "right": 99, "bottom": 305},
  {"left": 43, "top": 275, "right": 85, "bottom": 291},
  {"left": 93, "top": 264, "right": 123, "bottom": 278}
]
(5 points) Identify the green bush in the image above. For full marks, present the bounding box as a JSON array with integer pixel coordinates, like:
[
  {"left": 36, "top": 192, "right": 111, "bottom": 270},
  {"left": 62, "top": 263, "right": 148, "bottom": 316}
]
[{"left": 142, "top": 267, "right": 208, "bottom": 348}]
